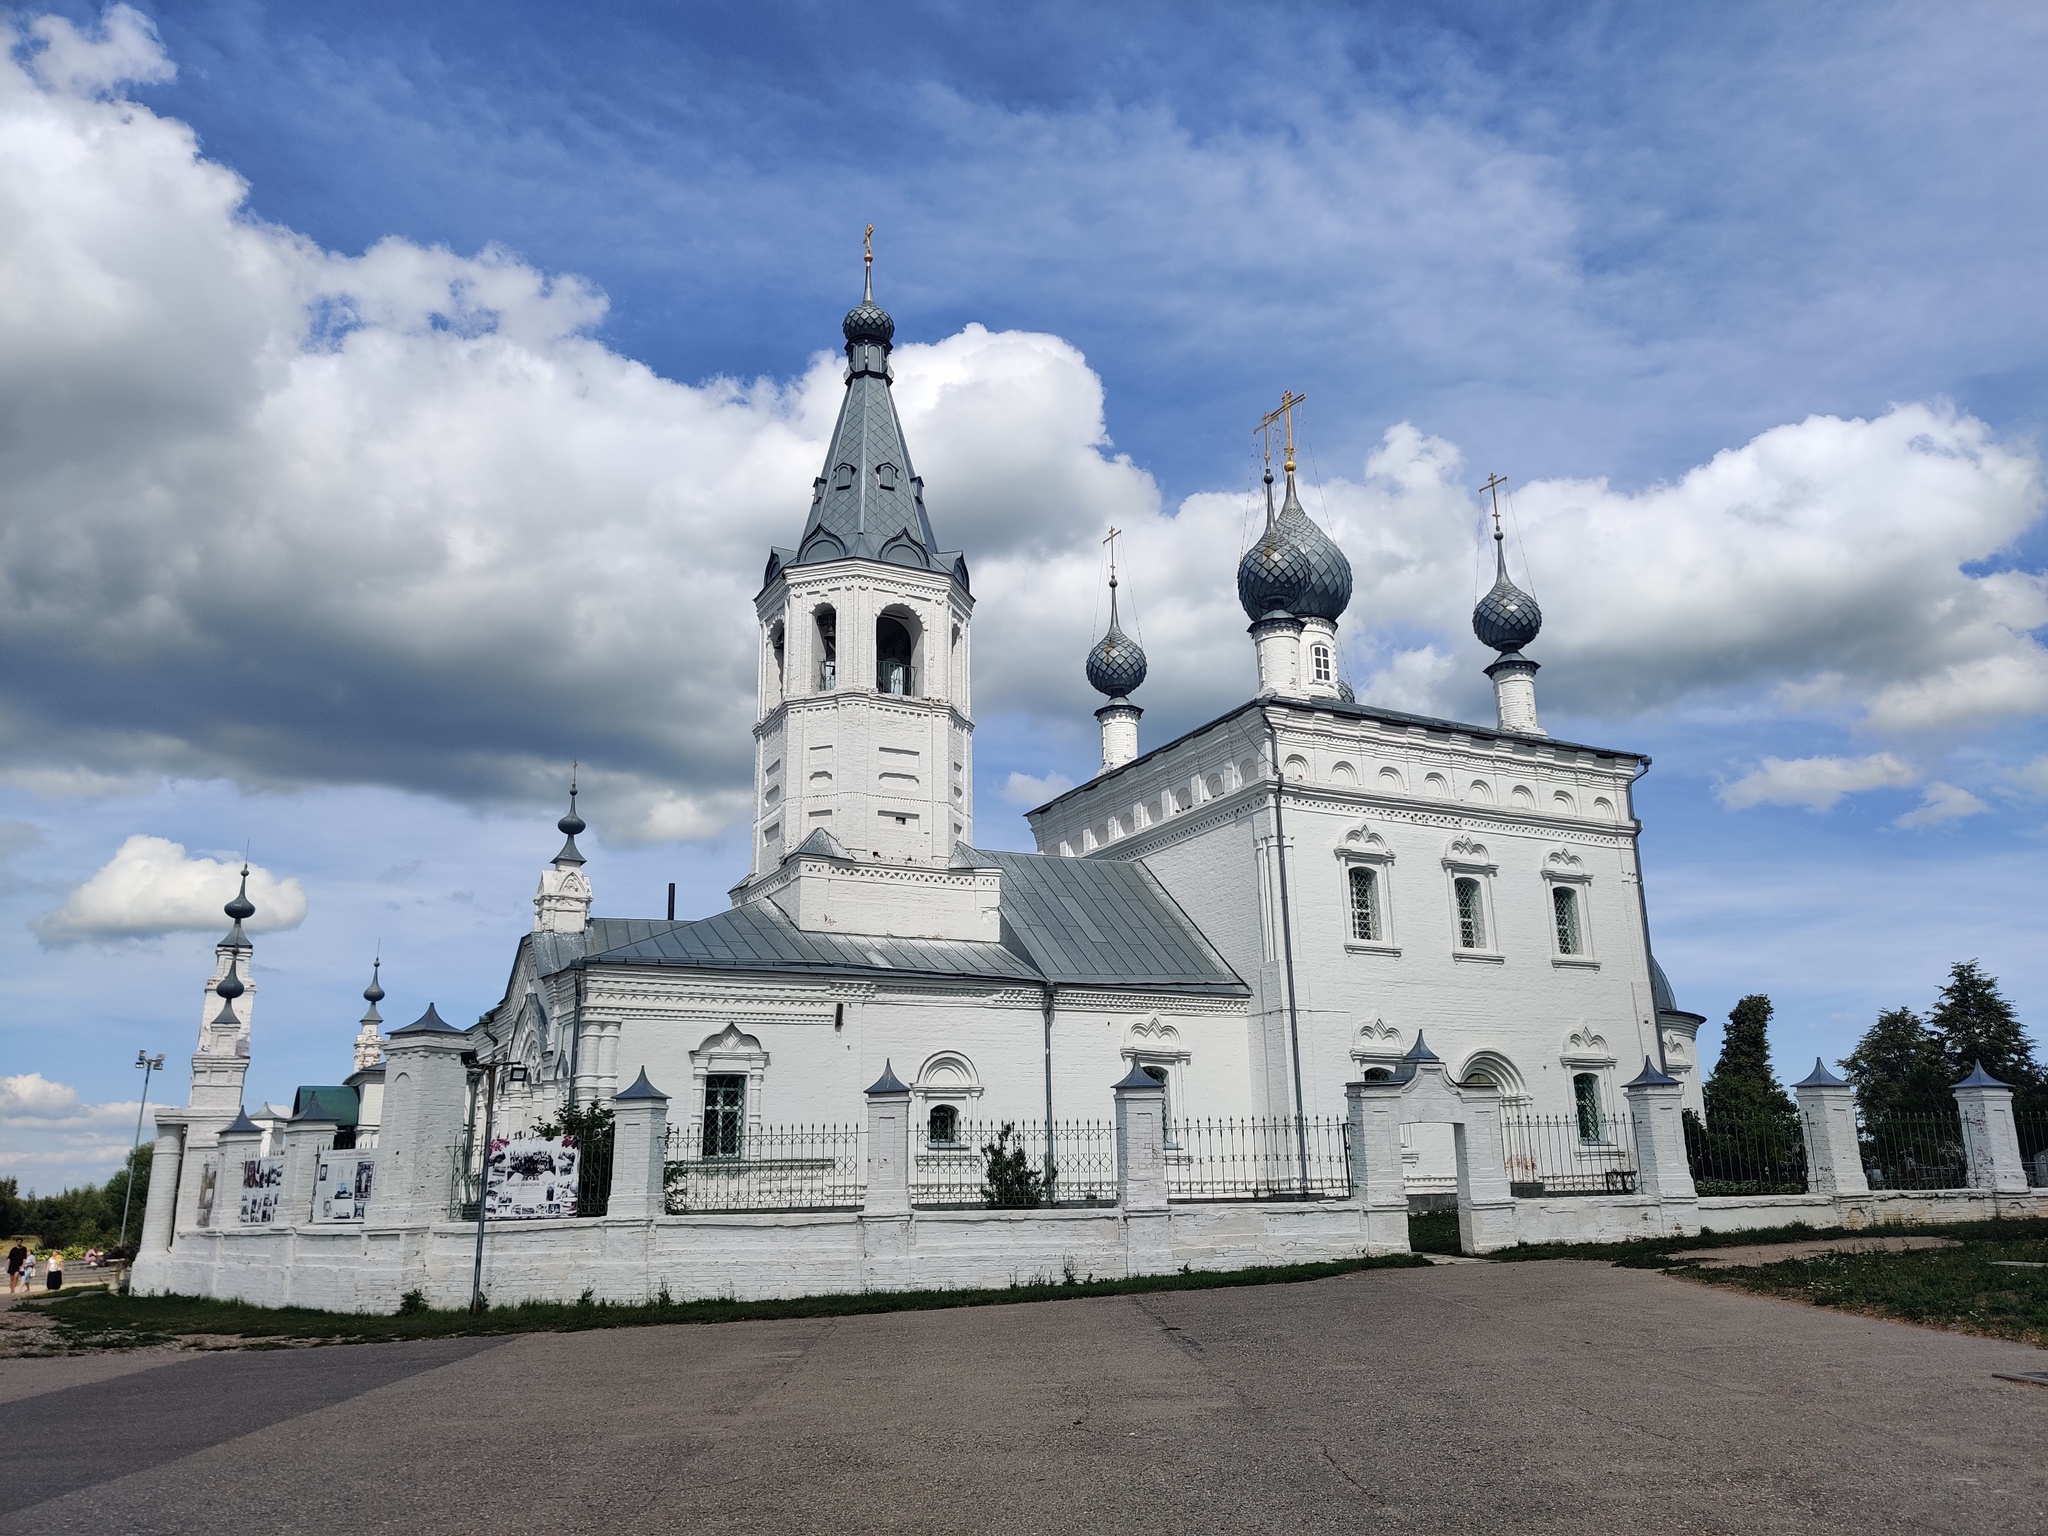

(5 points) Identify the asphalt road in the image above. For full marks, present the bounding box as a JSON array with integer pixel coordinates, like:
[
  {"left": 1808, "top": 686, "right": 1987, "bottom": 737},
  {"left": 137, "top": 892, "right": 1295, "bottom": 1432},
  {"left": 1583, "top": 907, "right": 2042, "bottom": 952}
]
[{"left": 3, "top": 1260, "right": 2044, "bottom": 1534}]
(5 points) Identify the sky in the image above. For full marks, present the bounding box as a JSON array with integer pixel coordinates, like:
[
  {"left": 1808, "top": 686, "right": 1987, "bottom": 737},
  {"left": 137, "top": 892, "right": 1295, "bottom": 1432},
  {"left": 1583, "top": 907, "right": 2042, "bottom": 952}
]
[{"left": 3, "top": 1, "right": 2046, "bottom": 1189}]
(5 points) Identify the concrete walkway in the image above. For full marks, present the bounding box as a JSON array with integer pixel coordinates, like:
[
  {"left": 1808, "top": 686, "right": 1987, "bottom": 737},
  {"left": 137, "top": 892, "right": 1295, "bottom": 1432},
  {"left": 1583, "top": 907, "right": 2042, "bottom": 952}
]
[{"left": 3, "top": 1260, "right": 2044, "bottom": 1534}]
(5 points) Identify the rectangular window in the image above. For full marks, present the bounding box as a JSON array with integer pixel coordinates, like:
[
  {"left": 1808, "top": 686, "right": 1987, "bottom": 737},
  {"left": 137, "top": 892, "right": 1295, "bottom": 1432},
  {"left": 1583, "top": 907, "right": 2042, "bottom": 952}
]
[
  {"left": 701, "top": 1074, "right": 745, "bottom": 1159},
  {"left": 1553, "top": 885, "right": 1582, "bottom": 955},
  {"left": 1348, "top": 866, "right": 1381, "bottom": 942},
  {"left": 1573, "top": 1073, "right": 1603, "bottom": 1142},
  {"left": 1312, "top": 644, "right": 1333, "bottom": 684},
  {"left": 1454, "top": 877, "right": 1485, "bottom": 949}
]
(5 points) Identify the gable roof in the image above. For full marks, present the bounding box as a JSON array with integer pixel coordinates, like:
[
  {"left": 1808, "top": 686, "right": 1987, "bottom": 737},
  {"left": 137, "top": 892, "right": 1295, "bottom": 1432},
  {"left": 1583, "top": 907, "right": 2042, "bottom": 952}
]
[{"left": 551, "top": 850, "right": 1245, "bottom": 996}]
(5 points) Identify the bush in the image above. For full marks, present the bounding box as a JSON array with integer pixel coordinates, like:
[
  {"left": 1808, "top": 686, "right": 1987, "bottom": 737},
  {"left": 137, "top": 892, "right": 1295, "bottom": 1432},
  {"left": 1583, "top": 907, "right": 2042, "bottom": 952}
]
[
  {"left": 981, "top": 1123, "right": 1045, "bottom": 1209},
  {"left": 397, "top": 1289, "right": 429, "bottom": 1315}
]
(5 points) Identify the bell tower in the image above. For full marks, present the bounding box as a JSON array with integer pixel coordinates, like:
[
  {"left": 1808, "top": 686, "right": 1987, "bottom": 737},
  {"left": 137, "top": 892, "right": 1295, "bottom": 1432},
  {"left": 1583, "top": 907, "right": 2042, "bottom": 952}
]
[{"left": 734, "top": 234, "right": 994, "bottom": 942}]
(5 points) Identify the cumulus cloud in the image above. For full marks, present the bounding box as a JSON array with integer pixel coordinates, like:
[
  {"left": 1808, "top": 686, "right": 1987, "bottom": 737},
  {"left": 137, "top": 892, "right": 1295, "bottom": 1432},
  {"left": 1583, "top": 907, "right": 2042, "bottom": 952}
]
[
  {"left": 1718, "top": 753, "right": 1917, "bottom": 811},
  {"left": 1894, "top": 782, "right": 1991, "bottom": 829},
  {"left": 1002, "top": 770, "right": 1076, "bottom": 808},
  {"left": 0, "top": 12, "right": 2042, "bottom": 852},
  {"left": 0, "top": 1072, "right": 142, "bottom": 1191},
  {"left": 34, "top": 835, "right": 306, "bottom": 945}
]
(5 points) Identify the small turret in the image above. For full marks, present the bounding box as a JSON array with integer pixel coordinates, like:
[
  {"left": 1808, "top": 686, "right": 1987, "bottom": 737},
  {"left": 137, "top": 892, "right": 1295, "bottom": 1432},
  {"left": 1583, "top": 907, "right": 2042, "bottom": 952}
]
[
  {"left": 534, "top": 770, "right": 594, "bottom": 933},
  {"left": 353, "top": 957, "right": 386, "bottom": 1072},
  {"left": 1238, "top": 393, "right": 1350, "bottom": 697},
  {"left": 1086, "top": 534, "right": 1147, "bottom": 772},
  {"left": 1472, "top": 475, "right": 1545, "bottom": 737}
]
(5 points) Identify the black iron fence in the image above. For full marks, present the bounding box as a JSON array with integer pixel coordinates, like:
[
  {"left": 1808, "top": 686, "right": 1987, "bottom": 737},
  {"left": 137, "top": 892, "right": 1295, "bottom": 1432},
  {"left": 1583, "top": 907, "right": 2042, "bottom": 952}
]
[
  {"left": 1500, "top": 1111, "right": 1638, "bottom": 1196},
  {"left": 663, "top": 1123, "right": 865, "bottom": 1213},
  {"left": 1684, "top": 1110, "right": 1808, "bottom": 1196},
  {"left": 912, "top": 1120, "right": 1116, "bottom": 1208},
  {"left": 1860, "top": 1111, "right": 1967, "bottom": 1190},
  {"left": 2018, "top": 1110, "right": 2048, "bottom": 1189},
  {"left": 1165, "top": 1117, "right": 1351, "bottom": 1202},
  {"left": 445, "top": 1127, "right": 609, "bottom": 1220}
]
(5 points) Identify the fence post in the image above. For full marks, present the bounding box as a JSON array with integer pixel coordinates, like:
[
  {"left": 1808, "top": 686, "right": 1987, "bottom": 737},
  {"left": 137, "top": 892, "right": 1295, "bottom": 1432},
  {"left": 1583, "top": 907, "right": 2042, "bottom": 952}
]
[
  {"left": 608, "top": 1068, "right": 670, "bottom": 1220},
  {"left": 213, "top": 1109, "right": 265, "bottom": 1224},
  {"left": 1622, "top": 1058, "right": 1699, "bottom": 1218},
  {"left": 280, "top": 1099, "right": 339, "bottom": 1226},
  {"left": 365, "top": 1007, "right": 474, "bottom": 1228},
  {"left": 863, "top": 1061, "right": 912, "bottom": 1217},
  {"left": 1955, "top": 1063, "right": 2027, "bottom": 1193},
  {"left": 1344, "top": 1079, "right": 1411, "bottom": 1251},
  {"left": 1114, "top": 1064, "right": 1172, "bottom": 1275},
  {"left": 1793, "top": 1058, "right": 1869, "bottom": 1196}
]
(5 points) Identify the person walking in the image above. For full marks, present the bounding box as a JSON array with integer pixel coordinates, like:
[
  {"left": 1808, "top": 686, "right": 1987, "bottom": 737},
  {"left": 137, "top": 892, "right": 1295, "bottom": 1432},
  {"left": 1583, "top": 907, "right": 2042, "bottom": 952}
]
[
  {"left": 6, "top": 1241, "right": 25, "bottom": 1296},
  {"left": 17, "top": 1249, "right": 34, "bottom": 1294}
]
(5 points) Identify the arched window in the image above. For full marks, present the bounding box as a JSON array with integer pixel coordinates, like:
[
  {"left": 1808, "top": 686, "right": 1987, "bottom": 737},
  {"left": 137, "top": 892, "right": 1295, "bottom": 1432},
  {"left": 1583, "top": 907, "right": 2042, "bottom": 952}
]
[
  {"left": 1552, "top": 886, "right": 1582, "bottom": 955},
  {"left": 1140, "top": 1062, "right": 1173, "bottom": 1125},
  {"left": 1361, "top": 1066, "right": 1393, "bottom": 1083},
  {"left": 815, "top": 607, "right": 837, "bottom": 691},
  {"left": 768, "top": 622, "right": 785, "bottom": 700},
  {"left": 1572, "top": 1072, "right": 1603, "bottom": 1143},
  {"left": 876, "top": 615, "right": 915, "bottom": 695},
  {"left": 1348, "top": 866, "right": 1381, "bottom": 942},
  {"left": 1454, "top": 877, "right": 1486, "bottom": 949},
  {"left": 1311, "top": 643, "right": 1333, "bottom": 684},
  {"left": 928, "top": 1104, "right": 959, "bottom": 1146}
]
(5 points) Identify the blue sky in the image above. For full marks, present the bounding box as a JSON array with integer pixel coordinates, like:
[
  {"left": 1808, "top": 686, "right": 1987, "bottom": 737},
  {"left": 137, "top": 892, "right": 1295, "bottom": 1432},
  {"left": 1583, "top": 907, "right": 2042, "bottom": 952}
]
[{"left": 3, "top": 1, "right": 2046, "bottom": 1187}]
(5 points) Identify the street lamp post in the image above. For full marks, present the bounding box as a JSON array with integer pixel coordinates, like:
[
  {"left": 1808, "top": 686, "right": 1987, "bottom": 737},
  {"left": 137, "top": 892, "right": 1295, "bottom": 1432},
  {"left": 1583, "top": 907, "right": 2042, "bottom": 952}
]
[
  {"left": 462, "top": 1052, "right": 528, "bottom": 1316},
  {"left": 119, "top": 1050, "right": 166, "bottom": 1251}
]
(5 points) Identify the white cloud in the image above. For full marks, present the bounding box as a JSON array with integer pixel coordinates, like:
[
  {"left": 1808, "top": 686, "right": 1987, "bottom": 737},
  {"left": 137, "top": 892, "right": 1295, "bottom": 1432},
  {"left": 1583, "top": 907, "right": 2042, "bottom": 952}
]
[
  {"left": 0, "top": 13, "right": 2041, "bottom": 855},
  {"left": 0, "top": 1072, "right": 144, "bottom": 1193},
  {"left": 1002, "top": 770, "right": 1076, "bottom": 808},
  {"left": 2013, "top": 755, "right": 2048, "bottom": 797},
  {"left": 34, "top": 835, "right": 307, "bottom": 945},
  {"left": 1894, "top": 782, "right": 1991, "bottom": 829},
  {"left": 1718, "top": 753, "right": 1917, "bottom": 811}
]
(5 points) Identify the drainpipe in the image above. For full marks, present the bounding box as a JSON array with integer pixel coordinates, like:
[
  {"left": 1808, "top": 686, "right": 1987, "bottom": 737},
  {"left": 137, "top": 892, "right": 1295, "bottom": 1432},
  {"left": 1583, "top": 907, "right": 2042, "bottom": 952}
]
[
  {"left": 1266, "top": 717, "right": 1311, "bottom": 1187},
  {"left": 1040, "top": 982, "right": 1058, "bottom": 1201},
  {"left": 1624, "top": 759, "right": 1670, "bottom": 1076}
]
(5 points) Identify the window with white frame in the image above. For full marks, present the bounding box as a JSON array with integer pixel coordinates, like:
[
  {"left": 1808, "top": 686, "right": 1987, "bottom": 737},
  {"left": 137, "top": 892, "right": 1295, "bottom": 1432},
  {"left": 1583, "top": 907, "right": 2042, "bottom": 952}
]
[
  {"left": 1348, "top": 865, "right": 1382, "bottom": 942},
  {"left": 1454, "top": 876, "right": 1487, "bottom": 949},
  {"left": 1552, "top": 885, "right": 1583, "bottom": 955},
  {"left": 701, "top": 1074, "right": 745, "bottom": 1158},
  {"left": 1311, "top": 643, "right": 1333, "bottom": 684}
]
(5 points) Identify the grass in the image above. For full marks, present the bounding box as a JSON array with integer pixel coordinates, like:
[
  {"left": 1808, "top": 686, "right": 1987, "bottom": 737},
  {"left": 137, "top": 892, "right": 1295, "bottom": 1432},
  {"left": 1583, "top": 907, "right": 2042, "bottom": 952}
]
[
  {"left": 1487, "top": 1213, "right": 2048, "bottom": 1348},
  {"left": 17, "top": 1251, "right": 1432, "bottom": 1351}
]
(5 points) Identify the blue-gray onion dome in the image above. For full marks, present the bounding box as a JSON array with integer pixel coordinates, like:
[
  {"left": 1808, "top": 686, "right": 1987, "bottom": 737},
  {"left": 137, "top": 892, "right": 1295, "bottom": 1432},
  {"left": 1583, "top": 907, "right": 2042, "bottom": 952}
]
[
  {"left": 843, "top": 299, "right": 894, "bottom": 347},
  {"left": 1086, "top": 615, "right": 1148, "bottom": 698},
  {"left": 224, "top": 868, "right": 255, "bottom": 923},
  {"left": 1236, "top": 470, "right": 1352, "bottom": 622},
  {"left": 1472, "top": 536, "right": 1542, "bottom": 652},
  {"left": 1336, "top": 677, "right": 1356, "bottom": 704}
]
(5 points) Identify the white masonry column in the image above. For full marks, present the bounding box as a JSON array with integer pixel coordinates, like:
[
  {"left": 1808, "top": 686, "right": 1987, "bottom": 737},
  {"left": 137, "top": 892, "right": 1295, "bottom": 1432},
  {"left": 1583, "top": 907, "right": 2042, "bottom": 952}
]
[
  {"left": 130, "top": 1114, "right": 189, "bottom": 1293},
  {"left": 1345, "top": 1079, "right": 1412, "bottom": 1253},
  {"left": 1622, "top": 1058, "right": 1700, "bottom": 1235},
  {"left": 1955, "top": 1063, "right": 2028, "bottom": 1193},
  {"left": 279, "top": 1102, "right": 340, "bottom": 1229},
  {"left": 1249, "top": 614, "right": 1303, "bottom": 696},
  {"left": 366, "top": 1007, "right": 474, "bottom": 1229},
  {"left": 1793, "top": 1059, "right": 1870, "bottom": 1196},
  {"left": 1113, "top": 1063, "right": 1171, "bottom": 1276},
  {"left": 608, "top": 1069, "right": 671, "bottom": 1221},
  {"left": 863, "top": 1061, "right": 912, "bottom": 1218},
  {"left": 1485, "top": 652, "right": 1543, "bottom": 736},
  {"left": 213, "top": 1111, "right": 266, "bottom": 1226}
]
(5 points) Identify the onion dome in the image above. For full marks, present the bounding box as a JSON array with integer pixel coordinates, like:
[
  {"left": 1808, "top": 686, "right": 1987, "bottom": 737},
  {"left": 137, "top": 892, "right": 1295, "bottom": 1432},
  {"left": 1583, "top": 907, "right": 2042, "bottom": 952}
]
[
  {"left": 1236, "top": 467, "right": 1353, "bottom": 623},
  {"left": 1086, "top": 575, "right": 1148, "bottom": 699},
  {"left": 843, "top": 298, "right": 894, "bottom": 347},
  {"left": 224, "top": 867, "right": 255, "bottom": 923},
  {"left": 363, "top": 958, "right": 385, "bottom": 1007},
  {"left": 214, "top": 957, "right": 245, "bottom": 1001},
  {"left": 1336, "top": 677, "right": 1356, "bottom": 704},
  {"left": 553, "top": 777, "right": 586, "bottom": 867},
  {"left": 1473, "top": 528, "right": 1541, "bottom": 653}
]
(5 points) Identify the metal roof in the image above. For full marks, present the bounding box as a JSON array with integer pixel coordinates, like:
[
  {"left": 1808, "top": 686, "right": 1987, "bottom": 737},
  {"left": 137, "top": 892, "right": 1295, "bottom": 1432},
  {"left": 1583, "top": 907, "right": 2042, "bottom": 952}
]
[{"left": 561, "top": 850, "right": 1245, "bottom": 995}]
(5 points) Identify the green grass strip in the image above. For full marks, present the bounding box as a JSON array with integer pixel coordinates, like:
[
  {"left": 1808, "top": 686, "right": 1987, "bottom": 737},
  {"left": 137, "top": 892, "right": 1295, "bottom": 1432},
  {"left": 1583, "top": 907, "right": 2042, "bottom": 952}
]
[
  {"left": 1483, "top": 1214, "right": 2048, "bottom": 1268},
  {"left": 21, "top": 1251, "right": 1432, "bottom": 1350}
]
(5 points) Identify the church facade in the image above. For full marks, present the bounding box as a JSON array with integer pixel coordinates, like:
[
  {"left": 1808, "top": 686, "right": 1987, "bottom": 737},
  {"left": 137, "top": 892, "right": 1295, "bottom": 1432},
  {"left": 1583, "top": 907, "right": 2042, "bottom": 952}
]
[
  {"left": 457, "top": 266, "right": 1707, "bottom": 1176},
  {"left": 155, "top": 259, "right": 1706, "bottom": 1211}
]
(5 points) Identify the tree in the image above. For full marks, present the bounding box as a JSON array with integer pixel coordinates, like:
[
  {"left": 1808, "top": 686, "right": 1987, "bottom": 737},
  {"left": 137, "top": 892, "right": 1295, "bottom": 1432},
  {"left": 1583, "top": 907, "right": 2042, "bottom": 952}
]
[
  {"left": 981, "top": 1123, "right": 1044, "bottom": 1209},
  {"left": 1929, "top": 961, "right": 2040, "bottom": 1090},
  {"left": 533, "top": 1101, "right": 615, "bottom": 1218},
  {"left": 1840, "top": 1007, "right": 1953, "bottom": 1124},
  {"left": 1703, "top": 994, "right": 1797, "bottom": 1127}
]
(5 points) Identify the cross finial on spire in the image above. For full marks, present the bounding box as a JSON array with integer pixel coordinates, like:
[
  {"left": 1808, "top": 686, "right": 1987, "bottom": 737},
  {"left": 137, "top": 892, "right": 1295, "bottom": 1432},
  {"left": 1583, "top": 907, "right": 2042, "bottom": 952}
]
[
  {"left": 1258, "top": 391, "right": 1306, "bottom": 474},
  {"left": 1481, "top": 473, "right": 1508, "bottom": 542},
  {"left": 863, "top": 223, "right": 874, "bottom": 302}
]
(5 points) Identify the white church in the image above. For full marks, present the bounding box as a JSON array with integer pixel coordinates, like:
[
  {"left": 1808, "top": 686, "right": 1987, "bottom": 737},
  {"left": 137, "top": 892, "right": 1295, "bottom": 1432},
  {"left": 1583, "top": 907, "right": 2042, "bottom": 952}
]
[{"left": 163, "top": 256, "right": 1710, "bottom": 1216}]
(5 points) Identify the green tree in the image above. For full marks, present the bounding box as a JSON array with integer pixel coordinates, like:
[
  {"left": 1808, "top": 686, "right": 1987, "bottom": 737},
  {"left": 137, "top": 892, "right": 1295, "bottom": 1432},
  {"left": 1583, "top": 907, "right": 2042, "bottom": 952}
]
[
  {"left": 106, "top": 1144, "right": 152, "bottom": 1249},
  {"left": 532, "top": 1100, "right": 615, "bottom": 1218},
  {"left": 980, "top": 1123, "right": 1044, "bottom": 1209},
  {"left": 1703, "top": 994, "right": 1797, "bottom": 1126},
  {"left": 1929, "top": 960, "right": 2040, "bottom": 1090},
  {"left": 1840, "top": 1006, "right": 1953, "bottom": 1124}
]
